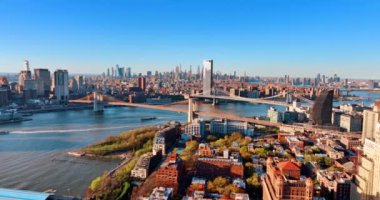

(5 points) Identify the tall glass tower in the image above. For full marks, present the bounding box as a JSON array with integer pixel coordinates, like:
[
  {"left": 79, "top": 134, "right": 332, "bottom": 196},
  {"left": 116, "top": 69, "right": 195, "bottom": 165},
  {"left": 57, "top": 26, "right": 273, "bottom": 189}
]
[{"left": 202, "top": 59, "right": 213, "bottom": 95}]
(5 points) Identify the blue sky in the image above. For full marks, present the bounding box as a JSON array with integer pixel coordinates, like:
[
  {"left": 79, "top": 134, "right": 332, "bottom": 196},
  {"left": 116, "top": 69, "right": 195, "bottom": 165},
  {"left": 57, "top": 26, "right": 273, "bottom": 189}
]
[{"left": 0, "top": 0, "right": 379, "bottom": 78}]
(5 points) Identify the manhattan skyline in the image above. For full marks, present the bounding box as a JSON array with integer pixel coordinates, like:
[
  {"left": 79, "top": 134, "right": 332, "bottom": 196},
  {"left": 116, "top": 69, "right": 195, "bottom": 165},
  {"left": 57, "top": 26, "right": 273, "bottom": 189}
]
[{"left": 1, "top": 0, "right": 380, "bottom": 78}]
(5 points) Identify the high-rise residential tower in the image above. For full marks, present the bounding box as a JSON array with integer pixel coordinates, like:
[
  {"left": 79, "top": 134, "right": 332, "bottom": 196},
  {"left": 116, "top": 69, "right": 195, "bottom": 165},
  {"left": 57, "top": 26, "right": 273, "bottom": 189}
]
[
  {"left": 53, "top": 69, "right": 69, "bottom": 103},
  {"left": 126, "top": 67, "right": 132, "bottom": 79},
  {"left": 34, "top": 68, "right": 51, "bottom": 96},
  {"left": 352, "top": 101, "right": 380, "bottom": 200},
  {"left": 311, "top": 90, "right": 333, "bottom": 125},
  {"left": 202, "top": 59, "right": 213, "bottom": 95}
]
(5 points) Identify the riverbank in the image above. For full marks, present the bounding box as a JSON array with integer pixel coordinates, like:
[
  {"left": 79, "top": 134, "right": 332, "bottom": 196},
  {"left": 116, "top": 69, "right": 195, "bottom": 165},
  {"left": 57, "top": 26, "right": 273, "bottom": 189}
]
[
  {"left": 79, "top": 124, "right": 169, "bottom": 200},
  {"left": 0, "top": 106, "right": 186, "bottom": 197}
]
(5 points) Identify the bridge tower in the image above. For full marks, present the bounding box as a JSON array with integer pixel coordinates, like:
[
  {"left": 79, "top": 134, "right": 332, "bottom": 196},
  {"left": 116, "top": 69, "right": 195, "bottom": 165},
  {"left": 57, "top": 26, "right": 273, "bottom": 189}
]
[
  {"left": 212, "top": 98, "right": 219, "bottom": 106},
  {"left": 188, "top": 98, "right": 199, "bottom": 123},
  {"left": 93, "top": 91, "right": 104, "bottom": 113},
  {"left": 285, "top": 93, "right": 293, "bottom": 104}
]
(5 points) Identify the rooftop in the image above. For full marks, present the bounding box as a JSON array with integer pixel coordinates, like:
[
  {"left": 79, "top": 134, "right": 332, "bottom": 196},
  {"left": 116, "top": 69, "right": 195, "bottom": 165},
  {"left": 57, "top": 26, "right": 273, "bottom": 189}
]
[{"left": 277, "top": 161, "right": 300, "bottom": 171}]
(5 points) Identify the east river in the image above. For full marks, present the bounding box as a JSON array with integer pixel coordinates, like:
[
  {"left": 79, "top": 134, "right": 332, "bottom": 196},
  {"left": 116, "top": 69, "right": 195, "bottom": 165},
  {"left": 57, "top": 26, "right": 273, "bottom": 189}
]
[{"left": 0, "top": 91, "right": 379, "bottom": 197}]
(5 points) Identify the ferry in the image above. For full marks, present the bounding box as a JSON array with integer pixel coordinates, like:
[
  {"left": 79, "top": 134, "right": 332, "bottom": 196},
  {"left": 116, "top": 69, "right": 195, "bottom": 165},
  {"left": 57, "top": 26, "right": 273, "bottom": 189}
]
[{"left": 0, "top": 109, "right": 23, "bottom": 124}]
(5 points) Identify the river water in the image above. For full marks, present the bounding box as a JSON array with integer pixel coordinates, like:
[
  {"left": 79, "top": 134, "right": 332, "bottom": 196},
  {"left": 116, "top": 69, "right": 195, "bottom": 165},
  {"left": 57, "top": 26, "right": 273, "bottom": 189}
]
[{"left": 0, "top": 91, "right": 379, "bottom": 197}]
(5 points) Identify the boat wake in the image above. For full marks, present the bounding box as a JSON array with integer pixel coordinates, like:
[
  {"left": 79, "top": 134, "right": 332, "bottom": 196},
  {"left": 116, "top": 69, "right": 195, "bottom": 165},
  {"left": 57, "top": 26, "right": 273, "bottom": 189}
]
[{"left": 9, "top": 125, "right": 137, "bottom": 134}]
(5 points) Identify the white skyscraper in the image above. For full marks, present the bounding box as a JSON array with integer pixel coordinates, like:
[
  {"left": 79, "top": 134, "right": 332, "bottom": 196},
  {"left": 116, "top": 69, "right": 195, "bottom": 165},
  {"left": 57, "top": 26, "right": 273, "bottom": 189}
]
[
  {"left": 202, "top": 59, "right": 213, "bottom": 95},
  {"left": 53, "top": 69, "right": 69, "bottom": 103},
  {"left": 18, "top": 60, "right": 32, "bottom": 91}
]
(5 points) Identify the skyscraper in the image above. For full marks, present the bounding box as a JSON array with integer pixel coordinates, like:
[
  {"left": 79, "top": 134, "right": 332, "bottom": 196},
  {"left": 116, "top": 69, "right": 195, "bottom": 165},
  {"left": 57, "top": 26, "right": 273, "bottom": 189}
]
[
  {"left": 72, "top": 75, "right": 83, "bottom": 94},
  {"left": 34, "top": 68, "right": 51, "bottom": 96},
  {"left": 202, "top": 59, "right": 213, "bottom": 95},
  {"left": 352, "top": 101, "right": 380, "bottom": 200},
  {"left": 311, "top": 90, "right": 333, "bottom": 125},
  {"left": 126, "top": 67, "right": 132, "bottom": 79},
  {"left": 362, "top": 101, "right": 380, "bottom": 142},
  {"left": 138, "top": 77, "right": 146, "bottom": 91},
  {"left": 117, "top": 65, "right": 124, "bottom": 79},
  {"left": 53, "top": 69, "right": 69, "bottom": 103},
  {"left": 18, "top": 60, "right": 32, "bottom": 92}
]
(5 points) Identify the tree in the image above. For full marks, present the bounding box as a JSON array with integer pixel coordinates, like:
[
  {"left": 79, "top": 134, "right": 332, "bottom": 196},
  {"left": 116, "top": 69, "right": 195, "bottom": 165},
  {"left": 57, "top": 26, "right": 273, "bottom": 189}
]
[
  {"left": 246, "top": 173, "right": 260, "bottom": 188},
  {"left": 207, "top": 177, "right": 242, "bottom": 195},
  {"left": 240, "top": 146, "right": 253, "bottom": 161},
  {"left": 206, "top": 135, "right": 218, "bottom": 142},
  {"left": 253, "top": 148, "right": 268, "bottom": 158}
]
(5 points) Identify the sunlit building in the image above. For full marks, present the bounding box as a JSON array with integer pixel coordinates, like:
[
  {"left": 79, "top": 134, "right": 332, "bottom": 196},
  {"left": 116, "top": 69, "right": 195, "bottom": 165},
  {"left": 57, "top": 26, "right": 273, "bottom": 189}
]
[
  {"left": 352, "top": 101, "right": 380, "bottom": 200},
  {"left": 311, "top": 90, "right": 333, "bottom": 125},
  {"left": 53, "top": 69, "right": 69, "bottom": 103},
  {"left": 202, "top": 59, "right": 213, "bottom": 95},
  {"left": 263, "top": 158, "right": 313, "bottom": 200}
]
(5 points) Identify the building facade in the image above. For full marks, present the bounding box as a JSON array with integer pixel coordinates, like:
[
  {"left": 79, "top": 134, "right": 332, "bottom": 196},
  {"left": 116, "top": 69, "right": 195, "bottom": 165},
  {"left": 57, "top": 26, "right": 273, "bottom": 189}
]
[
  {"left": 196, "top": 157, "right": 244, "bottom": 179},
  {"left": 210, "top": 119, "right": 254, "bottom": 136},
  {"left": 53, "top": 69, "right": 69, "bottom": 103},
  {"left": 155, "top": 153, "right": 183, "bottom": 195},
  {"left": 262, "top": 158, "right": 313, "bottom": 200},
  {"left": 184, "top": 119, "right": 206, "bottom": 138},
  {"left": 34, "top": 68, "right": 51, "bottom": 96},
  {"left": 311, "top": 90, "right": 333, "bottom": 125},
  {"left": 202, "top": 59, "right": 213, "bottom": 95}
]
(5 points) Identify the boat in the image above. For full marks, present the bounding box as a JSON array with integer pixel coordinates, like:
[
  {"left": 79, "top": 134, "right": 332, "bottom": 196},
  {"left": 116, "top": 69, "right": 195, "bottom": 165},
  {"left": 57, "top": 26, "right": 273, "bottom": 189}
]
[
  {"left": 0, "top": 131, "right": 10, "bottom": 135},
  {"left": 141, "top": 117, "right": 157, "bottom": 121}
]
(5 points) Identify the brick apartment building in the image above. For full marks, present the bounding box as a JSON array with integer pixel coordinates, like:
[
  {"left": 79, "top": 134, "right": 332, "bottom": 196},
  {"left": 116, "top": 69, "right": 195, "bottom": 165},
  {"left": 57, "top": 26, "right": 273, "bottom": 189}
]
[
  {"left": 155, "top": 152, "right": 184, "bottom": 194},
  {"left": 263, "top": 157, "right": 313, "bottom": 200},
  {"left": 196, "top": 157, "right": 244, "bottom": 179}
]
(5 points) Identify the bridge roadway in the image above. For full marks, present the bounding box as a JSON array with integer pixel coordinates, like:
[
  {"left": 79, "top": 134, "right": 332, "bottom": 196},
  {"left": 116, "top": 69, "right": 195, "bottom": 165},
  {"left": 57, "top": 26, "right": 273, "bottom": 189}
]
[
  {"left": 70, "top": 99, "right": 361, "bottom": 139},
  {"left": 190, "top": 94, "right": 290, "bottom": 107},
  {"left": 340, "top": 88, "right": 380, "bottom": 92}
]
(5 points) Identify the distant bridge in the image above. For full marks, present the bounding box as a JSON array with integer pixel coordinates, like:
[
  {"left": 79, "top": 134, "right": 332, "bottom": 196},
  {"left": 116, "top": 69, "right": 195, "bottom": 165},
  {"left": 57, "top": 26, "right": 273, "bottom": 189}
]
[
  {"left": 340, "top": 88, "right": 380, "bottom": 92},
  {"left": 190, "top": 94, "right": 290, "bottom": 107},
  {"left": 191, "top": 89, "right": 315, "bottom": 107},
  {"left": 69, "top": 92, "right": 360, "bottom": 139}
]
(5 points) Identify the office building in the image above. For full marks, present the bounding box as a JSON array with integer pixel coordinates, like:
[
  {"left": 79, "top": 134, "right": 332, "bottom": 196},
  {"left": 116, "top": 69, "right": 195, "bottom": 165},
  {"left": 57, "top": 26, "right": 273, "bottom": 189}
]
[
  {"left": 71, "top": 75, "right": 83, "bottom": 94},
  {"left": 53, "top": 69, "right": 69, "bottom": 103},
  {"left": 34, "top": 68, "right": 51, "bottom": 96},
  {"left": 202, "top": 59, "right": 213, "bottom": 95},
  {"left": 126, "top": 67, "right": 131, "bottom": 79},
  {"left": 210, "top": 119, "right": 254, "bottom": 136},
  {"left": 184, "top": 119, "right": 206, "bottom": 138},
  {"left": 138, "top": 77, "right": 146, "bottom": 91},
  {"left": 0, "top": 88, "right": 9, "bottom": 106},
  {"left": 18, "top": 60, "right": 32, "bottom": 92},
  {"left": 311, "top": 90, "right": 333, "bottom": 125}
]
